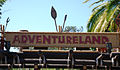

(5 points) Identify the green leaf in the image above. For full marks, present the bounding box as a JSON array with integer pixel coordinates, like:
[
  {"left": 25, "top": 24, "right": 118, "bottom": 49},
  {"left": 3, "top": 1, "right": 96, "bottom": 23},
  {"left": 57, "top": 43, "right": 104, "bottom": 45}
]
[
  {"left": 84, "top": 0, "right": 120, "bottom": 32},
  {"left": 83, "top": 0, "right": 90, "bottom": 3},
  {"left": 89, "top": 0, "right": 104, "bottom": 7}
]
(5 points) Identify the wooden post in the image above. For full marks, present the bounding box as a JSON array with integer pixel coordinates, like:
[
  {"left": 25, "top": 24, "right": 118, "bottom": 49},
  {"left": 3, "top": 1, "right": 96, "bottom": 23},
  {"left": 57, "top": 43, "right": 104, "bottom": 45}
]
[
  {"left": 58, "top": 25, "right": 62, "bottom": 50},
  {"left": 43, "top": 55, "right": 47, "bottom": 68},
  {"left": 59, "top": 25, "right": 62, "bottom": 32},
  {"left": 0, "top": 24, "right": 2, "bottom": 50},
  {"left": 118, "top": 32, "right": 120, "bottom": 52},
  {"left": 83, "top": 65, "right": 87, "bottom": 70},
  {"left": 34, "top": 63, "right": 38, "bottom": 70},
  {"left": 116, "top": 25, "right": 120, "bottom": 52},
  {"left": 68, "top": 50, "right": 74, "bottom": 68},
  {"left": 115, "top": 15, "right": 120, "bottom": 52},
  {"left": 1, "top": 25, "right": 4, "bottom": 50}
]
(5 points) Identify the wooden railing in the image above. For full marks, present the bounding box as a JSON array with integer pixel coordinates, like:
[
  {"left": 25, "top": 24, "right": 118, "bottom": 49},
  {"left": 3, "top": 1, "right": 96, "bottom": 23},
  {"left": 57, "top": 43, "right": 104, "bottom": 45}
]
[{"left": 0, "top": 50, "right": 120, "bottom": 69}]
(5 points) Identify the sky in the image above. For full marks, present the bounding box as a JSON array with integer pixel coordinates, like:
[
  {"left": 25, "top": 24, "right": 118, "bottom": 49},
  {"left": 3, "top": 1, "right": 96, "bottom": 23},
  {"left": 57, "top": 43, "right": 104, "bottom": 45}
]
[
  {"left": 0, "top": 0, "right": 95, "bottom": 52},
  {"left": 1, "top": 0, "right": 94, "bottom": 32}
]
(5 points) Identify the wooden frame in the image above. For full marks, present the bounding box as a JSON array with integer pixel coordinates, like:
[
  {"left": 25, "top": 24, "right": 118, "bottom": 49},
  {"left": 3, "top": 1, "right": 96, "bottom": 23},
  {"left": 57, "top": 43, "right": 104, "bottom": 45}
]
[{"left": 4, "top": 32, "right": 120, "bottom": 48}]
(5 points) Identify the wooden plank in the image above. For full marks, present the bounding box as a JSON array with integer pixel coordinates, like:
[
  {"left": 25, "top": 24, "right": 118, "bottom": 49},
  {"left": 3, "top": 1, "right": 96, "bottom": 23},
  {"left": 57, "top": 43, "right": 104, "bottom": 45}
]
[
  {"left": 5, "top": 32, "right": 120, "bottom": 48},
  {"left": 22, "top": 50, "right": 99, "bottom": 53}
]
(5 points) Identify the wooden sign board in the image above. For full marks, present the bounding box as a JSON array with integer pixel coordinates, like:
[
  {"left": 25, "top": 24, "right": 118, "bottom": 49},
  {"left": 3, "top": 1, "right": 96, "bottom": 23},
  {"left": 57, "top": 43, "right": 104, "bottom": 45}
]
[{"left": 5, "top": 32, "right": 120, "bottom": 48}]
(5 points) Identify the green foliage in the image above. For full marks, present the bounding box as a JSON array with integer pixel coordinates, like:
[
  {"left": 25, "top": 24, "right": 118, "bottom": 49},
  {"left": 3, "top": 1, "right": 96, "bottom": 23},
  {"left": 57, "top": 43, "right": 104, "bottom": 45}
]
[
  {"left": 64, "top": 26, "right": 83, "bottom": 32},
  {"left": 84, "top": 0, "right": 119, "bottom": 32},
  {"left": 0, "top": 0, "right": 7, "bottom": 19}
]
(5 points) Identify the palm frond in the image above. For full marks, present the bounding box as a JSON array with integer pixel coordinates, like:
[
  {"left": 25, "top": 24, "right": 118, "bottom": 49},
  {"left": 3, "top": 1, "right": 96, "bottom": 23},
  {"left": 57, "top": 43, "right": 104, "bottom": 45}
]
[
  {"left": 89, "top": 0, "right": 104, "bottom": 7},
  {"left": 85, "top": 0, "right": 120, "bottom": 32},
  {"left": 100, "top": 18, "right": 107, "bottom": 32},
  {"left": 0, "top": 0, "right": 6, "bottom": 5},
  {"left": 87, "top": 5, "right": 105, "bottom": 32},
  {"left": 94, "top": 14, "right": 106, "bottom": 32},
  {"left": 109, "top": 19, "right": 115, "bottom": 32},
  {"left": 83, "top": 0, "right": 90, "bottom": 3},
  {"left": 92, "top": 2, "right": 106, "bottom": 12}
]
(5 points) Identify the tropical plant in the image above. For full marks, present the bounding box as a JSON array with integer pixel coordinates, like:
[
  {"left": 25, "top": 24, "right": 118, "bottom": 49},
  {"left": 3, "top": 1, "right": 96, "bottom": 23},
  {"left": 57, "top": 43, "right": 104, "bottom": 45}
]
[
  {"left": 64, "top": 26, "right": 83, "bottom": 32},
  {"left": 84, "top": 0, "right": 120, "bottom": 32},
  {"left": 0, "top": 0, "right": 7, "bottom": 19}
]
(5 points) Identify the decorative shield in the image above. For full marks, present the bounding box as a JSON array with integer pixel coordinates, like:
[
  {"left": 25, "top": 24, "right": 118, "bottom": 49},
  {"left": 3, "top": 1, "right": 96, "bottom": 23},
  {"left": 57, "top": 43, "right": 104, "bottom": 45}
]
[{"left": 51, "top": 6, "right": 57, "bottom": 20}]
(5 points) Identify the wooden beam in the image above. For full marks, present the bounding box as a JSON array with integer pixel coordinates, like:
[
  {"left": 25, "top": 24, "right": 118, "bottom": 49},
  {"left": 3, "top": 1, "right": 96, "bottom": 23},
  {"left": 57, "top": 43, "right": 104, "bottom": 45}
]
[{"left": 22, "top": 50, "right": 99, "bottom": 53}]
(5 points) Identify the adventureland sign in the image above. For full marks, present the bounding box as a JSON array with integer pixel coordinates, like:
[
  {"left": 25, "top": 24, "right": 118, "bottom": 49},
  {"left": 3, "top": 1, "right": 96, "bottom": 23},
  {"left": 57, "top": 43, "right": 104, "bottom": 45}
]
[{"left": 5, "top": 32, "right": 120, "bottom": 48}]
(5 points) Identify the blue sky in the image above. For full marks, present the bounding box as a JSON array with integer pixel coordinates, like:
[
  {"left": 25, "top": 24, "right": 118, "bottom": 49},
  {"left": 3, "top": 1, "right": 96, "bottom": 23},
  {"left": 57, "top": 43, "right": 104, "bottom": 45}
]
[{"left": 1, "top": 0, "right": 93, "bottom": 32}]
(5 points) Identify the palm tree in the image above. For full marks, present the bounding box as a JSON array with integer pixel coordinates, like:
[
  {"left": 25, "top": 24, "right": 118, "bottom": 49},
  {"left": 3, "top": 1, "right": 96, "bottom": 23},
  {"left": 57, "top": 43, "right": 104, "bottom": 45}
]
[
  {"left": 84, "top": 0, "right": 120, "bottom": 32},
  {"left": 0, "top": 0, "right": 7, "bottom": 18}
]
